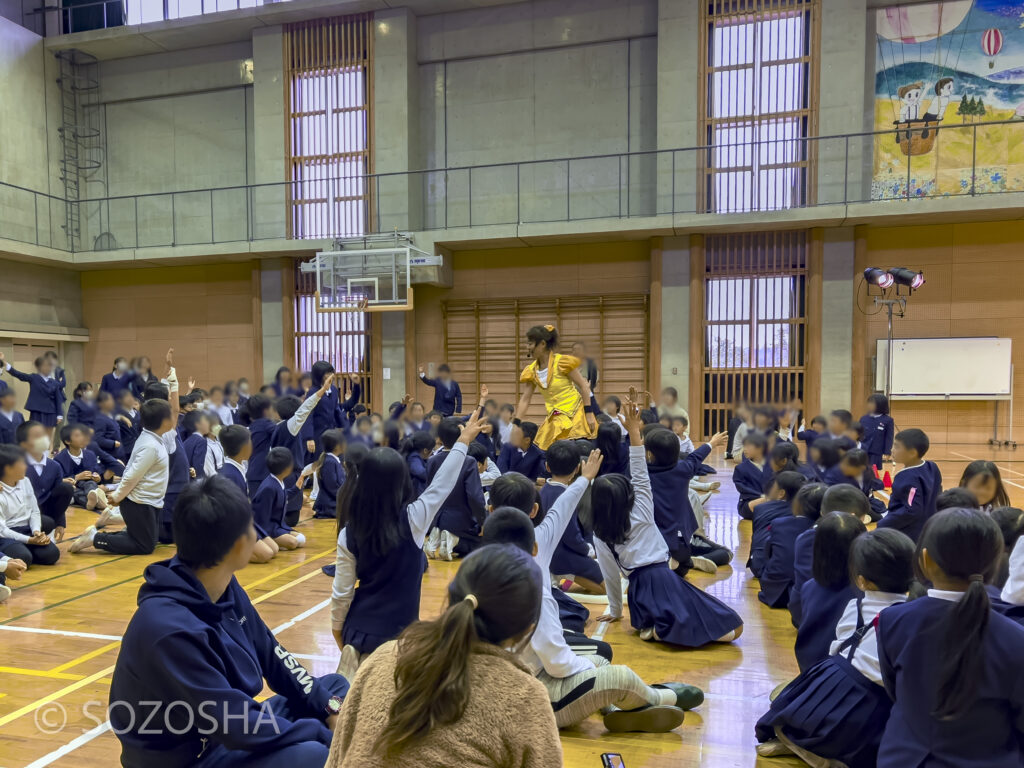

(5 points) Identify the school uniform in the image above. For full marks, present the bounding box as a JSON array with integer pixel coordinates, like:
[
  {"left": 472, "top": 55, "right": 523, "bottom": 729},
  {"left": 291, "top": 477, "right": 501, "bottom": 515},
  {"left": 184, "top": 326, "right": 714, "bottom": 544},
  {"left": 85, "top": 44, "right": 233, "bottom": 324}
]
[
  {"left": 757, "top": 515, "right": 814, "bottom": 608},
  {"left": 473, "top": 431, "right": 498, "bottom": 462},
  {"left": 552, "top": 586, "right": 590, "bottom": 635},
  {"left": 418, "top": 373, "right": 462, "bottom": 417},
  {"left": 100, "top": 371, "right": 134, "bottom": 398},
  {"left": 96, "top": 429, "right": 171, "bottom": 556},
  {"left": 182, "top": 432, "right": 208, "bottom": 480},
  {"left": 213, "top": 403, "right": 234, "bottom": 427},
  {"left": 594, "top": 446, "right": 743, "bottom": 648},
  {"left": 116, "top": 407, "right": 142, "bottom": 457},
  {"left": 217, "top": 459, "right": 249, "bottom": 497},
  {"left": 425, "top": 447, "right": 486, "bottom": 556},
  {"left": 859, "top": 413, "right": 894, "bottom": 469},
  {"left": 732, "top": 457, "right": 765, "bottom": 520},
  {"left": 747, "top": 499, "right": 794, "bottom": 578},
  {"left": 876, "top": 460, "right": 942, "bottom": 541},
  {"left": 54, "top": 447, "right": 102, "bottom": 506},
  {"left": 129, "top": 372, "right": 158, "bottom": 400},
  {"left": 496, "top": 442, "right": 545, "bottom": 481},
  {"left": 793, "top": 578, "right": 862, "bottom": 672},
  {"left": 821, "top": 464, "right": 857, "bottom": 488},
  {"left": 157, "top": 434, "right": 190, "bottom": 544},
  {"left": 407, "top": 453, "right": 428, "bottom": 497},
  {"left": 796, "top": 429, "right": 822, "bottom": 462},
  {"left": 308, "top": 382, "right": 360, "bottom": 444},
  {"left": 331, "top": 443, "right": 473, "bottom": 655},
  {"left": 110, "top": 556, "right": 347, "bottom": 768},
  {"left": 313, "top": 454, "right": 344, "bottom": 519},
  {"left": 26, "top": 453, "right": 74, "bottom": 529},
  {"left": 0, "top": 477, "right": 60, "bottom": 566},
  {"left": 252, "top": 475, "right": 291, "bottom": 539},
  {"left": 648, "top": 443, "right": 712, "bottom": 567},
  {"left": 542, "top": 481, "right": 602, "bottom": 585},
  {"left": 204, "top": 436, "right": 224, "bottom": 479},
  {"left": 93, "top": 411, "right": 126, "bottom": 472},
  {"left": 757, "top": 592, "right": 906, "bottom": 768},
  {"left": 878, "top": 592, "right": 1024, "bottom": 768},
  {"left": 0, "top": 409, "right": 24, "bottom": 445},
  {"left": 4, "top": 364, "right": 61, "bottom": 427},
  {"left": 66, "top": 397, "right": 97, "bottom": 427},
  {"left": 596, "top": 441, "right": 631, "bottom": 478},
  {"left": 987, "top": 584, "right": 1024, "bottom": 627},
  {"left": 271, "top": 392, "right": 323, "bottom": 525},
  {"left": 788, "top": 527, "right": 816, "bottom": 626},
  {"left": 245, "top": 416, "right": 276, "bottom": 497}
]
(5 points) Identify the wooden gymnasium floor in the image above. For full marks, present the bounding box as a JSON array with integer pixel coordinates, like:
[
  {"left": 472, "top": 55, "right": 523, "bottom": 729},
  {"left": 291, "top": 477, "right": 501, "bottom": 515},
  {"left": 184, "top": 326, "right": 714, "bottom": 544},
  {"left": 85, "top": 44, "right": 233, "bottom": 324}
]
[{"left": 3, "top": 444, "right": 1024, "bottom": 768}]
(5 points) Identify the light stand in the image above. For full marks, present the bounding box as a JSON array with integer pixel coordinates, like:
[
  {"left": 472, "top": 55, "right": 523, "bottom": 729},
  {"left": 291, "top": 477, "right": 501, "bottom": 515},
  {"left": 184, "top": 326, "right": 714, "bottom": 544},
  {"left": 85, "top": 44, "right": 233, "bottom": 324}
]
[{"left": 873, "top": 293, "right": 908, "bottom": 401}]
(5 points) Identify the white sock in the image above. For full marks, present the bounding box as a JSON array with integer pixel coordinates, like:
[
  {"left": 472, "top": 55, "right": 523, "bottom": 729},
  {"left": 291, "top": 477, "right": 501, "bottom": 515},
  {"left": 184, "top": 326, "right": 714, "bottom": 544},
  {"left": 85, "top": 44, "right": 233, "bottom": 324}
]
[
  {"left": 294, "top": 532, "right": 306, "bottom": 547},
  {"left": 655, "top": 688, "right": 677, "bottom": 707}
]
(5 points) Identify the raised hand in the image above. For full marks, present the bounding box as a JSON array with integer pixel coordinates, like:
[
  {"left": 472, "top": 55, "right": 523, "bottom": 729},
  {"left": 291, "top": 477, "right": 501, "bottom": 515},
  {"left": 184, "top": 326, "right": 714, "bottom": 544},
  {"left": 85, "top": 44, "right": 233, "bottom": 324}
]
[
  {"left": 457, "top": 406, "right": 488, "bottom": 445},
  {"left": 580, "top": 448, "right": 603, "bottom": 481},
  {"left": 187, "top": 377, "right": 197, "bottom": 392},
  {"left": 165, "top": 348, "right": 174, "bottom": 368},
  {"left": 707, "top": 430, "right": 730, "bottom": 450},
  {"left": 318, "top": 373, "right": 335, "bottom": 396},
  {"left": 417, "top": 364, "right": 425, "bottom": 375},
  {"left": 480, "top": 384, "right": 489, "bottom": 399}
]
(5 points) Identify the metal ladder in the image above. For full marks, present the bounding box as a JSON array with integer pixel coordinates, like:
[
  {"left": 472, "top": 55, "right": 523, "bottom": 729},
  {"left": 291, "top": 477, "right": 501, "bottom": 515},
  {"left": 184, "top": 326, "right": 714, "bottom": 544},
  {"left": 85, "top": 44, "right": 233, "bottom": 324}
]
[{"left": 56, "top": 49, "right": 103, "bottom": 252}]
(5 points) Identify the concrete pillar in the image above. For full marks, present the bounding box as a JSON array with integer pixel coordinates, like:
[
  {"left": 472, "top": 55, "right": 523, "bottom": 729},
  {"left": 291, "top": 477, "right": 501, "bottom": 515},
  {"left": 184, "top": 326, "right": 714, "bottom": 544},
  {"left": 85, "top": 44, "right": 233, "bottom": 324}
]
[
  {"left": 657, "top": 236, "right": 691, "bottom": 405},
  {"left": 820, "top": 227, "right": 855, "bottom": 412},
  {"left": 656, "top": 0, "right": 701, "bottom": 215},
  {"left": 818, "top": 0, "right": 868, "bottom": 205},
  {"left": 252, "top": 26, "right": 287, "bottom": 240},
  {"left": 260, "top": 259, "right": 285, "bottom": 383},
  {"left": 378, "top": 311, "right": 407, "bottom": 409},
  {"left": 373, "top": 8, "right": 421, "bottom": 233}
]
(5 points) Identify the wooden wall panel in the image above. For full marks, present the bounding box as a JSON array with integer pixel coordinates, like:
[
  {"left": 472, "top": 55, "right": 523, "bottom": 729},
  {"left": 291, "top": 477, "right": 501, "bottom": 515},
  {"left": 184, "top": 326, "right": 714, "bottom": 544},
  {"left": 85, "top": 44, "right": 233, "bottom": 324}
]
[
  {"left": 853, "top": 220, "right": 1024, "bottom": 444},
  {"left": 81, "top": 262, "right": 261, "bottom": 390}
]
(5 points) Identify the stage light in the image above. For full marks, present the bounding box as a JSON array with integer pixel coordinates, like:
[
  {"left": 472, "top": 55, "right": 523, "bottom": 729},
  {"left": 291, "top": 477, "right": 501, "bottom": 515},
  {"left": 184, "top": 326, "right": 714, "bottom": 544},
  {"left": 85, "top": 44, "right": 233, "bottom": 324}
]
[
  {"left": 864, "top": 267, "right": 894, "bottom": 288},
  {"left": 888, "top": 267, "right": 925, "bottom": 289}
]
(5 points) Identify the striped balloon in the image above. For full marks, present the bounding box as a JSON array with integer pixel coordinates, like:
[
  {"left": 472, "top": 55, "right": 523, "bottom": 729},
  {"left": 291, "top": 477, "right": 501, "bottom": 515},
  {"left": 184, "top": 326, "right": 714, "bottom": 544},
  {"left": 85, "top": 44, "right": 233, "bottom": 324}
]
[{"left": 982, "top": 27, "right": 1003, "bottom": 58}]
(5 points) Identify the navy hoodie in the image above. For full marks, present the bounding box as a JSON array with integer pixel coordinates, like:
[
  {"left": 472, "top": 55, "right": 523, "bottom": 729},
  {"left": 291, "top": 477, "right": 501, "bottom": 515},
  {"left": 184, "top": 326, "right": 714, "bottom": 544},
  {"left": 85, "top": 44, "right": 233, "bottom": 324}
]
[{"left": 110, "top": 557, "right": 339, "bottom": 768}]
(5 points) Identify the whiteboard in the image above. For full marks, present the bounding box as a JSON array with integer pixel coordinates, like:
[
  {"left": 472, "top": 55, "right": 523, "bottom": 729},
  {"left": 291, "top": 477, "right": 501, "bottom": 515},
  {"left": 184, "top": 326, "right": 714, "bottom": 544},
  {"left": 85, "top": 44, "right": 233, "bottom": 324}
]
[{"left": 875, "top": 337, "right": 1013, "bottom": 400}]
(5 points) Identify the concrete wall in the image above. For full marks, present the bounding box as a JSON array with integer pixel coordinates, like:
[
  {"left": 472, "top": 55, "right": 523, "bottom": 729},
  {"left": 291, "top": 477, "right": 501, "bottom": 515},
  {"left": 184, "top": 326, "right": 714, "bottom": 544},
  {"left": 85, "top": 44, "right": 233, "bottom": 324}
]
[
  {"left": 820, "top": 227, "right": 855, "bottom": 412},
  {"left": 416, "top": 0, "right": 658, "bottom": 228}
]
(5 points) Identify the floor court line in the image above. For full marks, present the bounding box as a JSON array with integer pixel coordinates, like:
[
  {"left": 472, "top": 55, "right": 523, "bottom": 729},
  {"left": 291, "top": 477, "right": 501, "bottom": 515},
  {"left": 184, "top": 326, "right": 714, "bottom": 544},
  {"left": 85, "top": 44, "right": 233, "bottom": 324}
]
[
  {"left": 48, "top": 641, "right": 124, "bottom": 674},
  {"left": 24, "top": 721, "right": 111, "bottom": 768},
  {"left": 0, "top": 666, "right": 85, "bottom": 681},
  {"left": 10, "top": 553, "right": 136, "bottom": 592},
  {"left": 0, "top": 626, "right": 122, "bottom": 641},
  {"left": 1, "top": 573, "right": 147, "bottom": 626},
  {"left": 949, "top": 450, "right": 1024, "bottom": 479},
  {"left": 0, "top": 664, "right": 115, "bottom": 728}
]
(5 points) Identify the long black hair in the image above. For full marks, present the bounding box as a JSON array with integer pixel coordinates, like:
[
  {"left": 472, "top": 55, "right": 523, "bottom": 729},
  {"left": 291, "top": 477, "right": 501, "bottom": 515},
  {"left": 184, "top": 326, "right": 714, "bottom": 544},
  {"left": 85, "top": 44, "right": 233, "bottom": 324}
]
[
  {"left": 590, "top": 474, "right": 635, "bottom": 547},
  {"left": 335, "top": 441, "right": 369, "bottom": 535},
  {"left": 916, "top": 508, "right": 1004, "bottom": 720},
  {"left": 848, "top": 528, "right": 915, "bottom": 594},
  {"left": 991, "top": 506, "right": 1024, "bottom": 589},
  {"left": 812, "top": 511, "right": 866, "bottom": 589},
  {"left": 400, "top": 430, "right": 434, "bottom": 458},
  {"left": 342, "top": 446, "right": 414, "bottom": 557},
  {"left": 594, "top": 422, "right": 622, "bottom": 470},
  {"left": 958, "top": 460, "right": 1011, "bottom": 509}
]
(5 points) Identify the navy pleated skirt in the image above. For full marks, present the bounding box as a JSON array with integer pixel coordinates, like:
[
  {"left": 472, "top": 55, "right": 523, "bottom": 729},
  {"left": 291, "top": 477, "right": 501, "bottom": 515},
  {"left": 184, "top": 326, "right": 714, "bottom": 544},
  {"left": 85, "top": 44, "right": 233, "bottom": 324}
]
[
  {"left": 32, "top": 411, "right": 59, "bottom": 427},
  {"left": 755, "top": 654, "right": 890, "bottom": 768},
  {"left": 627, "top": 562, "right": 743, "bottom": 647},
  {"left": 341, "top": 625, "right": 392, "bottom": 655}
]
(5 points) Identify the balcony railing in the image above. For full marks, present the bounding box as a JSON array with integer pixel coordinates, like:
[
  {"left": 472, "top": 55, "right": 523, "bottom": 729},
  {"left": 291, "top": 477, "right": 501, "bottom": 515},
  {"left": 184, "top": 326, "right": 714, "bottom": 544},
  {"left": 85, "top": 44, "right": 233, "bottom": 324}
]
[
  {"left": 47, "top": 0, "right": 293, "bottom": 34},
  {"left": 3, "top": 119, "right": 1022, "bottom": 254}
]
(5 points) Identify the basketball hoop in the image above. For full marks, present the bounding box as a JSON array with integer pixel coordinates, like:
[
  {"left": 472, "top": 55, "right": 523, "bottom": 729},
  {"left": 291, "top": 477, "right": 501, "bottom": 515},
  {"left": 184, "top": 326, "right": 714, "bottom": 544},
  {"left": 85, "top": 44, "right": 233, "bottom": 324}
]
[
  {"left": 306, "top": 247, "right": 415, "bottom": 314},
  {"left": 314, "top": 291, "right": 372, "bottom": 314}
]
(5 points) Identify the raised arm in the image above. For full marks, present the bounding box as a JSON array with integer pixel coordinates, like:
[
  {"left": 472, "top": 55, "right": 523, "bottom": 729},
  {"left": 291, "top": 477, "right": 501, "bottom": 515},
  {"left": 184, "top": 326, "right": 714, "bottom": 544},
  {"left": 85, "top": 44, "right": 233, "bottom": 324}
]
[
  {"left": 622, "top": 391, "right": 653, "bottom": 520},
  {"left": 339, "top": 373, "right": 361, "bottom": 413},
  {"left": 164, "top": 348, "right": 180, "bottom": 426},
  {"left": 288, "top": 374, "right": 330, "bottom": 436},
  {"left": 407, "top": 408, "right": 486, "bottom": 542},
  {"left": 535, "top": 450, "right": 602, "bottom": 567},
  {"left": 0, "top": 352, "right": 31, "bottom": 384}
]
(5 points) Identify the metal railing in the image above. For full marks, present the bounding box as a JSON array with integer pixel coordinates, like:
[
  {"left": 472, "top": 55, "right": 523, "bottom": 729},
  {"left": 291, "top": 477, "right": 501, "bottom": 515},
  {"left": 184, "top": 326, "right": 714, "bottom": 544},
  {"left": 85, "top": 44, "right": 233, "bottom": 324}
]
[
  {"left": 3, "top": 119, "right": 1023, "bottom": 254},
  {"left": 37, "top": 0, "right": 290, "bottom": 35}
]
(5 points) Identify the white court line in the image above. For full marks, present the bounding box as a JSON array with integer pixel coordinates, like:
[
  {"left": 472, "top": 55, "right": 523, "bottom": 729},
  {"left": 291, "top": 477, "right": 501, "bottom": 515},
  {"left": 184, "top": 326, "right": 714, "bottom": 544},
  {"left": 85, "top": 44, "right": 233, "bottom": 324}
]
[
  {"left": 20, "top": 597, "right": 335, "bottom": 765},
  {"left": 0, "top": 626, "right": 122, "bottom": 641},
  {"left": 949, "top": 451, "right": 1024, "bottom": 479},
  {"left": 24, "top": 721, "right": 111, "bottom": 768},
  {"left": 590, "top": 620, "right": 611, "bottom": 641}
]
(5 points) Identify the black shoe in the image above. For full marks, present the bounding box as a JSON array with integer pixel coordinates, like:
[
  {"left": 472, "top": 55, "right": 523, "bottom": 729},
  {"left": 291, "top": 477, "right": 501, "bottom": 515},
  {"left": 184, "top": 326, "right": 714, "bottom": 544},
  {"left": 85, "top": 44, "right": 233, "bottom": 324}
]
[{"left": 653, "top": 682, "right": 705, "bottom": 710}]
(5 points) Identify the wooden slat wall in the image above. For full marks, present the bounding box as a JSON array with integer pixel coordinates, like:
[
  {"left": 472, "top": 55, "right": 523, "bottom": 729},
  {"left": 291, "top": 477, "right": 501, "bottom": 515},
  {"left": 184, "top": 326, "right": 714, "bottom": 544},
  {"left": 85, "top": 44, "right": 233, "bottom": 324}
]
[
  {"left": 698, "top": 0, "right": 820, "bottom": 214},
  {"left": 699, "top": 230, "right": 809, "bottom": 436},
  {"left": 284, "top": 14, "right": 373, "bottom": 239},
  {"left": 292, "top": 260, "right": 372, "bottom": 408},
  {"left": 442, "top": 296, "right": 650, "bottom": 422}
]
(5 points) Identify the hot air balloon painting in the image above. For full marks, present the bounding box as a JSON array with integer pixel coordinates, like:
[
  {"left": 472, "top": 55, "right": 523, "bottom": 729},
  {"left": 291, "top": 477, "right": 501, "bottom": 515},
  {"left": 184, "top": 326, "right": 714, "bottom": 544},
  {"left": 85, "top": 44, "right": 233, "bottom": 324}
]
[
  {"left": 874, "top": 1, "right": 1024, "bottom": 200},
  {"left": 982, "top": 27, "right": 1004, "bottom": 68}
]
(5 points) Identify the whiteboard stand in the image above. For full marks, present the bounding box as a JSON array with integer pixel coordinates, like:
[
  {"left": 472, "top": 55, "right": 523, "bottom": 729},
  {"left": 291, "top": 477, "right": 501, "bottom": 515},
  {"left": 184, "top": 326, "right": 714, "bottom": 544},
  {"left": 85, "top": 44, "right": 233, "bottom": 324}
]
[{"left": 989, "top": 365, "right": 1016, "bottom": 449}]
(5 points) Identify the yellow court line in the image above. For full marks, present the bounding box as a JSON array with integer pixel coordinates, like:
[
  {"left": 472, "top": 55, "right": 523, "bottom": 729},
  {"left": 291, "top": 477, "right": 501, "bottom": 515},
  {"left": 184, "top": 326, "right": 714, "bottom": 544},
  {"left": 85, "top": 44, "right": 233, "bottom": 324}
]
[
  {"left": 48, "top": 641, "right": 123, "bottom": 674},
  {"left": 252, "top": 568, "right": 324, "bottom": 605},
  {"left": 0, "top": 666, "right": 85, "bottom": 681},
  {"left": 0, "top": 664, "right": 115, "bottom": 728},
  {"left": 241, "top": 548, "right": 334, "bottom": 591}
]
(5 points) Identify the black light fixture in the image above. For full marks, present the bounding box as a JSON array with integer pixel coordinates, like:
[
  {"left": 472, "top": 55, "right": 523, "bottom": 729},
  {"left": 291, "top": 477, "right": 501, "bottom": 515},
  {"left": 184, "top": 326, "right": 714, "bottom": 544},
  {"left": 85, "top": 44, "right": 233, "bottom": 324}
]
[
  {"left": 888, "top": 267, "right": 925, "bottom": 289},
  {"left": 864, "top": 267, "right": 894, "bottom": 288}
]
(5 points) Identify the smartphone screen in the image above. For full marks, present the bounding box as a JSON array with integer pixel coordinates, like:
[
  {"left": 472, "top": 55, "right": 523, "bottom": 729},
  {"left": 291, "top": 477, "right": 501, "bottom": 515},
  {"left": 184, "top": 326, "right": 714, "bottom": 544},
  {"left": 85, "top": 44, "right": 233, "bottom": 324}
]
[{"left": 600, "top": 754, "right": 625, "bottom": 768}]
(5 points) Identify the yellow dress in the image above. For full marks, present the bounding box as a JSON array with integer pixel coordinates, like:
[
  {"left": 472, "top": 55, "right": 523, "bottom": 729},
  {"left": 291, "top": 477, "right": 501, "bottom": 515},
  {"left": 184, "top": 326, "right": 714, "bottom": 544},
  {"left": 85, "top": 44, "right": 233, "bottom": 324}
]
[{"left": 519, "top": 353, "right": 594, "bottom": 449}]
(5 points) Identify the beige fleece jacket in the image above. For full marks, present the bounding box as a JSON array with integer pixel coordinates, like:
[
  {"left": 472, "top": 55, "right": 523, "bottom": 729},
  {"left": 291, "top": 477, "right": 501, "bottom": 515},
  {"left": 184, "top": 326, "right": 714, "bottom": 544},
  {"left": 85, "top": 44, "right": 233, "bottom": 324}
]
[{"left": 327, "top": 639, "right": 563, "bottom": 768}]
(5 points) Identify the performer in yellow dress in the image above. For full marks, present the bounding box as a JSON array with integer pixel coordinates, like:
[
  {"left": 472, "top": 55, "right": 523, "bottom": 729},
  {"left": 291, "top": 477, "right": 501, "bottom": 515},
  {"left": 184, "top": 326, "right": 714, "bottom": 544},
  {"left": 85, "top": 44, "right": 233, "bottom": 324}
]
[{"left": 515, "top": 324, "right": 597, "bottom": 449}]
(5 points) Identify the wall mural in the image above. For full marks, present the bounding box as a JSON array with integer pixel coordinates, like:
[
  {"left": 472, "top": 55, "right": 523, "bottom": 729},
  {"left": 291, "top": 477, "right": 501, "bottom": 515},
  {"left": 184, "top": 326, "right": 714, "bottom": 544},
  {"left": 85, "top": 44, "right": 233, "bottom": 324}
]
[{"left": 874, "top": 1, "right": 1024, "bottom": 199}]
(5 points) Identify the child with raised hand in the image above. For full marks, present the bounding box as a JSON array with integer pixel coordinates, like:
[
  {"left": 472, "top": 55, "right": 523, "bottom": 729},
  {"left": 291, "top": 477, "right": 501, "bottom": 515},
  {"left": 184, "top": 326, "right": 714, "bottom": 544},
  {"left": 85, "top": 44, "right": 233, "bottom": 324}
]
[
  {"left": 758, "top": 483, "right": 826, "bottom": 609},
  {"left": 592, "top": 390, "right": 743, "bottom": 647},
  {"left": 542, "top": 439, "right": 604, "bottom": 594},
  {"left": 330, "top": 407, "right": 489, "bottom": 679},
  {"left": 877, "top": 509, "right": 1024, "bottom": 767},
  {"left": 859, "top": 393, "right": 894, "bottom": 470},
  {"left": 958, "top": 459, "right": 1010, "bottom": 512},
  {"left": 757, "top": 528, "right": 915, "bottom": 768},
  {"left": 0, "top": 350, "right": 62, "bottom": 444},
  {"left": 793, "top": 511, "right": 867, "bottom": 672}
]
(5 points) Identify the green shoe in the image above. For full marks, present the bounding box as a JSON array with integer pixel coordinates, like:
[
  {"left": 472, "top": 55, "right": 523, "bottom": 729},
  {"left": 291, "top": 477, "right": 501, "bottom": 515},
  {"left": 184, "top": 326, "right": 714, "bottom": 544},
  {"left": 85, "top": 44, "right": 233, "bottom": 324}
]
[{"left": 652, "top": 682, "right": 704, "bottom": 710}]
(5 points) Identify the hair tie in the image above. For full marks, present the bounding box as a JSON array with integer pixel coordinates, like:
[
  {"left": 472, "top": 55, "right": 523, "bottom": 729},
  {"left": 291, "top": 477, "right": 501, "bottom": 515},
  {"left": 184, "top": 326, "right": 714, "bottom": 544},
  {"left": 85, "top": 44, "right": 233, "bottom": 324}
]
[
  {"left": 969, "top": 573, "right": 984, "bottom": 583},
  {"left": 463, "top": 594, "right": 479, "bottom": 610},
  {"left": 543, "top": 324, "right": 555, "bottom": 332}
]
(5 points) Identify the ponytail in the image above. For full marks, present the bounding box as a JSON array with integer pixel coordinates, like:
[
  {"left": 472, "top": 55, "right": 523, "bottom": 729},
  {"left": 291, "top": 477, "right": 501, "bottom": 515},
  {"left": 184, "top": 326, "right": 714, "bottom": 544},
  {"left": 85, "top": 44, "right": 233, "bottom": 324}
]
[
  {"left": 374, "top": 545, "right": 542, "bottom": 756},
  {"left": 917, "top": 508, "right": 1003, "bottom": 720}
]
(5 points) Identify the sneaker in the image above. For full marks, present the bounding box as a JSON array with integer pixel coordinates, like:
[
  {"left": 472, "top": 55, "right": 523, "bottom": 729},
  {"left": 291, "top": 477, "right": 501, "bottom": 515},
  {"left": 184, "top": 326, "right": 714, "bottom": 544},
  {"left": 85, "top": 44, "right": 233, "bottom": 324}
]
[
  {"left": 603, "top": 705, "right": 685, "bottom": 733},
  {"left": 94, "top": 487, "right": 108, "bottom": 510},
  {"left": 69, "top": 525, "right": 97, "bottom": 554},
  {"left": 424, "top": 528, "right": 441, "bottom": 559},
  {"left": 86, "top": 489, "right": 99, "bottom": 511},
  {"left": 652, "top": 682, "right": 705, "bottom": 710},
  {"left": 756, "top": 739, "right": 794, "bottom": 757},
  {"left": 95, "top": 506, "right": 117, "bottom": 528},
  {"left": 0, "top": 583, "right": 10, "bottom": 603},
  {"left": 438, "top": 531, "right": 452, "bottom": 561},
  {"left": 690, "top": 556, "right": 717, "bottom": 573},
  {"left": 774, "top": 727, "right": 843, "bottom": 768},
  {"left": 639, "top": 627, "right": 655, "bottom": 641}
]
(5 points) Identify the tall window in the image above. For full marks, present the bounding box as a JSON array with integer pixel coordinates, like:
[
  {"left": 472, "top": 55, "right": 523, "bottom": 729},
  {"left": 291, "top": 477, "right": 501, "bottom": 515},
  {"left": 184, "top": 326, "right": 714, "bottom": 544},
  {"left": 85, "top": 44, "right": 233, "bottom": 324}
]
[
  {"left": 700, "top": 0, "right": 819, "bottom": 213},
  {"left": 701, "top": 231, "right": 808, "bottom": 435},
  {"left": 125, "top": 0, "right": 287, "bottom": 25},
  {"left": 285, "top": 15, "right": 373, "bottom": 239}
]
